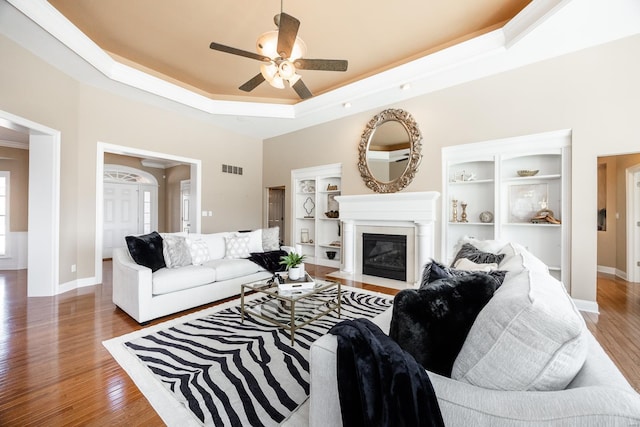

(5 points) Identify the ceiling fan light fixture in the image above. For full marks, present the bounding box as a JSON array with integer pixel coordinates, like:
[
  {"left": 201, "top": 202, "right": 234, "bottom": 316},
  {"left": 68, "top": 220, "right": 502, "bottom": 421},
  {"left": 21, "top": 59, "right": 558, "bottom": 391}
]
[{"left": 256, "top": 30, "right": 306, "bottom": 60}]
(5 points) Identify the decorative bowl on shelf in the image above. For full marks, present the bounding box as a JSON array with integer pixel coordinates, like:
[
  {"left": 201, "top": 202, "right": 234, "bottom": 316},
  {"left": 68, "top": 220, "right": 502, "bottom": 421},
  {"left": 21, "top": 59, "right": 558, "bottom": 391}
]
[
  {"left": 326, "top": 251, "right": 337, "bottom": 260},
  {"left": 517, "top": 169, "right": 539, "bottom": 177},
  {"left": 324, "top": 210, "right": 339, "bottom": 218},
  {"left": 479, "top": 211, "right": 494, "bottom": 223}
]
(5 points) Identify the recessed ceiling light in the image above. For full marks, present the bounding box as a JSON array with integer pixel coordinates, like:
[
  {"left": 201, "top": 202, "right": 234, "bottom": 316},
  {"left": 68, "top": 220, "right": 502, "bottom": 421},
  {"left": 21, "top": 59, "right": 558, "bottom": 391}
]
[
  {"left": 343, "top": 102, "right": 352, "bottom": 109},
  {"left": 401, "top": 83, "right": 411, "bottom": 91}
]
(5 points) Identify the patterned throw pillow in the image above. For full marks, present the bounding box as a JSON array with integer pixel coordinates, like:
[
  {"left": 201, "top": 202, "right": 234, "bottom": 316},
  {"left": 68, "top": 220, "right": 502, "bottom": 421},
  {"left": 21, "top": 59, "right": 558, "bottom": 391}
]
[
  {"left": 262, "top": 227, "right": 280, "bottom": 251},
  {"left": 225, "top": 235, "right": 251, "bottom": 259},
  {"left": 162, "top": 235, "right": 192, "bottom": 268},
  {"left": 187, "top": 238, "right": 211, "bottom": 265},
  {"left": 451, "top": 243, "right": 505, "bottom": 267}
]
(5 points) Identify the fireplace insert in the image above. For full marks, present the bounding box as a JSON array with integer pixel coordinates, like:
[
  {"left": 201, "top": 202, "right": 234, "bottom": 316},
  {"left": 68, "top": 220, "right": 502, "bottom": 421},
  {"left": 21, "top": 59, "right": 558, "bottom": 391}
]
[{"left": 362, "top": 233, "right": 407, "bottom": 281}]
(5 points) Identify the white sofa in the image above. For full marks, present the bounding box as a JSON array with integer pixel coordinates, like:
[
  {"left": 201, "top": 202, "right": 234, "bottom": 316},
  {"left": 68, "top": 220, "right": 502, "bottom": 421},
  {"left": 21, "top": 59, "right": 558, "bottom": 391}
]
[
  {"left": 307, "top": 239, "right": 640, "bottom": 426},
  {"left": 112, "top": 230, "right": 291, "bottom": 323}
]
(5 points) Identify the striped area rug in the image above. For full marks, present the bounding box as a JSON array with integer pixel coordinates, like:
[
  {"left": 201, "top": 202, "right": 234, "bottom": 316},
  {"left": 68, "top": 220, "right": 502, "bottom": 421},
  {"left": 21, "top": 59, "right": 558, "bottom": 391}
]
[{"left": 103, "top": 287, "right": 392, "bottom": 427}]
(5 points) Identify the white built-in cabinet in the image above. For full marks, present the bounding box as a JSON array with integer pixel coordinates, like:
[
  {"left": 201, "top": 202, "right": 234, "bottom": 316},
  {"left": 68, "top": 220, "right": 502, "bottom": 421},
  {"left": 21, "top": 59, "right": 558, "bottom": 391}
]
[
  {"left": 442, "top": 130, "right": 571, "bottom": 287},
  {"left": 291, "top": 164, "right": 342, "bottom": 268}
]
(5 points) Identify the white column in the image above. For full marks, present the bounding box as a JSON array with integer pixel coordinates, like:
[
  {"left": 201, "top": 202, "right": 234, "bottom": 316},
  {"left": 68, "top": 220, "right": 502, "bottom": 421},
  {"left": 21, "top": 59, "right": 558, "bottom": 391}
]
[
  {"left": 415, "top": 221, "right": 435, "bottom": 275},
  {"left": 341, "top": 220, "right": 355, "bottom": 274}
]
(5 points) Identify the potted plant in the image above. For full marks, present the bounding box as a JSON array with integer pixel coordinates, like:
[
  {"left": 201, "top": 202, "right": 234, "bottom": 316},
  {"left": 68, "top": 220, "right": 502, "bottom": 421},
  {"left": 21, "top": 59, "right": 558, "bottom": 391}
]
[{"left": 279, "top": 252, "right": 306, "bottom": 280}]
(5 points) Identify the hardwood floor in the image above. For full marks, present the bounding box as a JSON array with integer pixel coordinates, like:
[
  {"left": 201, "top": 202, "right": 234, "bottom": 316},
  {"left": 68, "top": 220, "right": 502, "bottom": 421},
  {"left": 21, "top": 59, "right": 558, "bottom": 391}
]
[{"left": 0, "top": 264, "right": 636, "bottom": 425}]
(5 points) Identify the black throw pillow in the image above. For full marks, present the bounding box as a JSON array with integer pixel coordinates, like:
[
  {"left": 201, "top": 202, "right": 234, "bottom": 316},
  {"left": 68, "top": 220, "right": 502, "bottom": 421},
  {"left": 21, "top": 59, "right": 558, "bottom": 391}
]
[
  {"left": 420, "top": 259, "right": 507, "bottom": 290},
  {"left": 451, "top": 243, "right": 505, "bottom": 267},
  {"left": 125, "top": 231, "right": 166, "bottom": 272},
  {"left": 389, "top": 273, "right": 497, "bottom": 377}
]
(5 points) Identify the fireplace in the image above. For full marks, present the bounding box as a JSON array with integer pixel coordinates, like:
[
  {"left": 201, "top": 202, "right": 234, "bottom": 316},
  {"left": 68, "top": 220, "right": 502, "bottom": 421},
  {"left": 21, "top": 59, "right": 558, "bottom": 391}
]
[
  {"left": 331, "top": 191, "right": 440, "bottom": 288},
  {"left": 362, "top": 233, "right": 407, "bottom": 281}
]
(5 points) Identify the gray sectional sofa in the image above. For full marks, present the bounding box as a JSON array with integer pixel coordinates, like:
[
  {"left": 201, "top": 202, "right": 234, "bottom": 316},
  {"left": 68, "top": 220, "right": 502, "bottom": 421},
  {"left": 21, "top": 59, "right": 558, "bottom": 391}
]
[{"left": 306, "top": 239, "right": 640, "bottom": 426}]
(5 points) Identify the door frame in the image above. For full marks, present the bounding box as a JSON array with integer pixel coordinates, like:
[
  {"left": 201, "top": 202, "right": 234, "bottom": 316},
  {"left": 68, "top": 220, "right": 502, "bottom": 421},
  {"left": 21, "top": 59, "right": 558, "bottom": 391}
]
[
  {"left": 96, "top": 142, "right": 201, "bottom": 284},
  {"left": 626, "top": 163, "right": 640, "bottom": 282},
  {"left": 0, "top": 109, "right": 60, "bottom": 297}
]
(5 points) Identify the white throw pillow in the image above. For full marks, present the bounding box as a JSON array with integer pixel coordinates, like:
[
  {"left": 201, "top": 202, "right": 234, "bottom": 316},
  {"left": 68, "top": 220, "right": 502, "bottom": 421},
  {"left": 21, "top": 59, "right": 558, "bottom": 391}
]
[
  {"left": 451, "top": 269, "right": 588, "bottom": 391},
  {"left": 225, "top": 235, "right": 251, "bottom": 259},
  {"left": 244, "top": 229, "right": 263, "bottom": 253},
  {"left": 162, "top": 235, "right": 192, "bottom": 268},
  {"left": 187, "top": 238, "right": 211, "bottom": 265},
  {"left": 262, "top": 227, "right": 280, "bottom": 251}
]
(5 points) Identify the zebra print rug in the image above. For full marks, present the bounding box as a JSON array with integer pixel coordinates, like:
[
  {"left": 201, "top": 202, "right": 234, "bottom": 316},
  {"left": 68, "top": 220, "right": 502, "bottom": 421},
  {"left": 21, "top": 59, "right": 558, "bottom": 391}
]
[{"left": 103, "top": 287, "right": 392, "bottom": 427}]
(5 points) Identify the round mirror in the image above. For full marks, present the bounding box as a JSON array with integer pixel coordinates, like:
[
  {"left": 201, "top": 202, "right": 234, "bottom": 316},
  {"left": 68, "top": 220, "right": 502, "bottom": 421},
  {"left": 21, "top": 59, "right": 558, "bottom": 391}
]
[{"left": 358, "top": 109, "right": 422, "bottom": 193}]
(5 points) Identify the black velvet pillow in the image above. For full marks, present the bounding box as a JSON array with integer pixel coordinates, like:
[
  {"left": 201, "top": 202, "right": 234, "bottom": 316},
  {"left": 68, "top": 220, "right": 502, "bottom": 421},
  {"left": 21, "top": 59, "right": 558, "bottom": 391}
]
[
  {"left": 389, "top": 273, "right": 498, "bottom": 377},
  {"left": 248, "top": 250, "right": 287, "bottom": 272},
  {"left": 420, "top": 259, "right": 507, "bottom": 290},
  {"left": 125, "top": 231, "right": 166, "bottom": 272},
  {"left": 451, "top": 243, "right": 505, "bottom": 267}
]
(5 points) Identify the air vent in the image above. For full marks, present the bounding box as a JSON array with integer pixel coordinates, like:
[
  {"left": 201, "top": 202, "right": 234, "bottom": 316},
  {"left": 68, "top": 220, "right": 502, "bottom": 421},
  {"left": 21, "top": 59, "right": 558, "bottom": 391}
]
[{"left": 222, "top": 164, "right": 243, "bottom": 175}]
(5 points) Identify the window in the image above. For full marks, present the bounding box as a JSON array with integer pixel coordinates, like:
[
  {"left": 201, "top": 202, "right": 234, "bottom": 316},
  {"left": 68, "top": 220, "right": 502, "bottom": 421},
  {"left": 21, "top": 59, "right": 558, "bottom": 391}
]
[
  {"left": 0, "top": 172, "right": 9, "bottom": 256},
  {"left": 142, "top": 190, "right": 151, "bottom": 234}
]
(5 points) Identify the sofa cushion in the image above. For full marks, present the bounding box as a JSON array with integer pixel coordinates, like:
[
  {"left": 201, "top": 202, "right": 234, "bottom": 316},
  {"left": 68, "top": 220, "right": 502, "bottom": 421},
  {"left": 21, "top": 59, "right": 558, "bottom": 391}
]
[
  {"left": 262, "top": 226, "right": 280, "bottom": 251},
  {"left": 225, "top": 234, "right": 251, "bottom": 259},
  {"left": 125, "top": 231, "right": 166, "bottom": 272},
  {"left": 187, "top": 238, "right": 211, "bottom": 265},
  {"left": 205, "top": 258, "right": 265, "bottom": 281},
  {"left": 195, "top": 232, "right": 230, "bottom": 260},
  {"left": 421, "top": 260, "right": 506, "bottom": 290},
  {"left": 453, "top": 258, "right": 497, "bottom": 271},
  {"left": 152, "top": 265, "right": 216, "bottom": 295},
  {"left": 451, "top": 269, "right": 588, "bottom": 391},
  {"left": 389, "top": 273, "right": 498, "bottom": 377},
  {"left": 162, "top": 235, "right": 192, "bottom": 268},
  {"left": 241, "top": 229, "right": 264, "bottom": 253},
  {"left": 451, "top": 243, "right": 505, "bottom": 267}
]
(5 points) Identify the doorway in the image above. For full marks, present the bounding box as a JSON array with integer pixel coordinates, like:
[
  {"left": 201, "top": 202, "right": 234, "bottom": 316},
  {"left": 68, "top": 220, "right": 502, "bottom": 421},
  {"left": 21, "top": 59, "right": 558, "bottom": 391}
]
[
  {"left": 102, "top": 164, "right": 159, "bottom": 258},
  {"left": 0, "top": 109, "right": 59, "bottom": 296},
  {"left": 267, "top": 187, "right": 285, "bottom": 245},
  {"left": 597, "top": 153, "right": 640, "bottom": 282}
]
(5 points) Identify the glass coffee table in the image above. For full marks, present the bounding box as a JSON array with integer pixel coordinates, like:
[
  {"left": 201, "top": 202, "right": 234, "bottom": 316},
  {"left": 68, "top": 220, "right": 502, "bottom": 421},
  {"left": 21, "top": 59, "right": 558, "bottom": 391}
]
[{"left": 240, "top": 275, "right": 342, "bottom": 345}]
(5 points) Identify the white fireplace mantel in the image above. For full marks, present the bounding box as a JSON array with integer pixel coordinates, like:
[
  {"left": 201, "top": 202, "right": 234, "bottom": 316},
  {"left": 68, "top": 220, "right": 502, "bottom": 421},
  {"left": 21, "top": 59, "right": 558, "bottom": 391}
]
[{"left": 334, "top": 191, "right": 440, "bottom": 288}]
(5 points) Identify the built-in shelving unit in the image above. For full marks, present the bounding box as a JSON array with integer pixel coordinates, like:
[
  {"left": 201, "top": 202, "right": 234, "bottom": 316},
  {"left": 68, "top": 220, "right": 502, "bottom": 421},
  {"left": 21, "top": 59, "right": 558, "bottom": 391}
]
[
  {"left": 442, "top": 130, "right": 571, "bottom": 287},
  {"left": 291, "top": 164, "right": 342, "bottom": 268}
]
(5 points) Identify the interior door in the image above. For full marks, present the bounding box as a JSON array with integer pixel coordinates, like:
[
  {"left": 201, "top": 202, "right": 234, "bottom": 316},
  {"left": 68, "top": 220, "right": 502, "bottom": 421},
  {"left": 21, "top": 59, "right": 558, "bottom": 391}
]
[
  {"left": 103, "top": 182, "right": 138, "bottom": 258},
  {"left": 268, "top": 187, "right": 285, "bottom": 245}
]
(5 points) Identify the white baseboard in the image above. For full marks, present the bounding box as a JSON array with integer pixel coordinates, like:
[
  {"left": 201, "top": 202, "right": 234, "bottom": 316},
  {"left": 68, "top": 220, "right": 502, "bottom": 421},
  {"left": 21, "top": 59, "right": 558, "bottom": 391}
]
[
  {"left": 615, "top": 269, "right": 628, "bottom": 281},
  {"left": 573, "top": 298, "right": 599, "bottom": 314},
  {"left": 58, "top": 276, "right": 100, "bottom": 295},
  {"left": 597, "top": 265, "right": 616, "bottom": 275}
]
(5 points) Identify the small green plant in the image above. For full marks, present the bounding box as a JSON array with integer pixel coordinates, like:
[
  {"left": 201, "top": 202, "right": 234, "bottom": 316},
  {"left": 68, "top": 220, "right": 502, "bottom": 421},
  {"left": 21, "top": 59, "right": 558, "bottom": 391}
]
[{"left": 279, "top": 252, "right": 306, "bottom": 269}]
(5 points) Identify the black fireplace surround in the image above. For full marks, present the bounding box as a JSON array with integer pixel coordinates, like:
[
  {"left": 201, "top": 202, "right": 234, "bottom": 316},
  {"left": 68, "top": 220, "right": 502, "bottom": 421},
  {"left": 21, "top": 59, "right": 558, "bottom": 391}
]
[{"left": 362, "top": 233, "right": 407, "bottom": 281}]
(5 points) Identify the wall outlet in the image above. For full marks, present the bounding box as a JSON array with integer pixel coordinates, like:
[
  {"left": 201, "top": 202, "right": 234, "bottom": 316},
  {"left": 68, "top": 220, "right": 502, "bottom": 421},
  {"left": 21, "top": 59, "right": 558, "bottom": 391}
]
[{"left": 71, "top": 264, "right": 76, "bottom": 273}]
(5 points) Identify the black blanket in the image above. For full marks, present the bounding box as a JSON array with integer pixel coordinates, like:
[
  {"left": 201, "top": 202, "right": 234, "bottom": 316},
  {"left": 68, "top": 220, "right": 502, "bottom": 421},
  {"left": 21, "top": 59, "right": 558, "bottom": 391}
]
[
  {"left": 329, "top": 318, "right": 444, "bottom": 427},
  {"left": 247, "top": 250, "right": 287, "bottom": 273}
]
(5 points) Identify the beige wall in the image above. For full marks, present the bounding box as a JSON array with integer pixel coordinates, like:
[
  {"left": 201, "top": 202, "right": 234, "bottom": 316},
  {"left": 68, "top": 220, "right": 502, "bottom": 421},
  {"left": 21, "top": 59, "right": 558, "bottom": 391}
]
[
  {"left": 0, "top": 34, "right": 264, "bottom": 285},
  {"left": 264, "top": 34, "right": 640, "bottom": 302},
  {"left": 0, "top": 146, "right": 29, "bottom": 231}
]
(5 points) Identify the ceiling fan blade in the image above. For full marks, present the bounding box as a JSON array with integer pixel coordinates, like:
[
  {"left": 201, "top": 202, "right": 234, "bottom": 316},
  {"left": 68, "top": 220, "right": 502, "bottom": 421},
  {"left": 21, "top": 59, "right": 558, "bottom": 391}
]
[
  {"left": 239, "top": 73, "right": 266, "bottom": 92},
  {"left": 209, "top": 42, "right": 270, "bottom": 62},
  {"left": 277, "top": 12, "right": 300, "bottom": 58},
  {"left": 292, "top": 78, "right": 313, "bottom": 99},
  {"left": 294, "top": 59, "right": 348, "bottom": 72}
]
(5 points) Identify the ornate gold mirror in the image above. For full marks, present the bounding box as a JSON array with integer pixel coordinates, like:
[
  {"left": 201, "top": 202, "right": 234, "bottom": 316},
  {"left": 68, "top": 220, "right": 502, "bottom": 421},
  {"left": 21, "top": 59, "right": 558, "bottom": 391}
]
[{"left": 358, "top": 108, "right": 422, "bottom": 193}]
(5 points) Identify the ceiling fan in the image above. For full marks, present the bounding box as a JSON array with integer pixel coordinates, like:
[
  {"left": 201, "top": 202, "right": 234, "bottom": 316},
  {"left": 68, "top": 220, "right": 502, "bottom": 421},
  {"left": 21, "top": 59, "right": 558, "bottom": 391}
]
[{"left": 209, "top": 4, "right": 348, "bottom": 99}]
